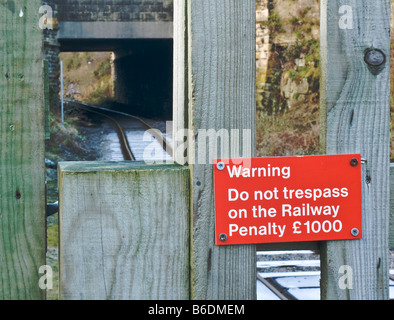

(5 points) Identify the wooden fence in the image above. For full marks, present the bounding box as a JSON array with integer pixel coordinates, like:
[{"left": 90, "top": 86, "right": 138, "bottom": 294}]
[
  {"left": 0, "top": 0, "right": 392, "bottom": 300},
  {"left": 0, "top": 1, "right": 46, "bottom": 300},
  {"left": 58, "top": 162, "right": 189, "bottom": 299}
]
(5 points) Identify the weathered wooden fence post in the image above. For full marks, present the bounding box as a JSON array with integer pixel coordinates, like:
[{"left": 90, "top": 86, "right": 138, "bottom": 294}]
[
  {"left": 59, "top": 162, "right": 190, "bottom": 299},
  {"left": 0, "top": 1, "right": 46, "bottom": 299},
  {"left": 320, "top": 0, "right": 390, "bottom": 299},
  {"left": 174, "top": 0, "right": 257, "bottom": 299},
  {"left": 390, "top": 164, "right": 394, "bottom": 250}
]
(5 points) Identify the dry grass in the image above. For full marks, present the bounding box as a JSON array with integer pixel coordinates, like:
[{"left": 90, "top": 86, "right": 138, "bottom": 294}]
[
  {"left": 60, "top": 52, "right": 114, "bottom": 105},
  {"left": 46, "top": 112, "right": 98, "bottom": 159},
  {"left": 257, "top": 109, "right": 320, "bottom": 157}
]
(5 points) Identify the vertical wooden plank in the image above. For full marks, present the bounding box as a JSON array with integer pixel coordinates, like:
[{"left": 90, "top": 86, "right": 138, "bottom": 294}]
[
  {"left": 173, "top": 0, "right": 256, "bottom": 299},
  {"left": 0, "top": 1, "right": 46, "bottom": 299},
  {"left": 173, "top": 0, "right": 188, "bottom": 164},
  {"left": 44, "top": 59, "right": 50, "bottom": 140},
  {"left": 59, "top": 162, "right": 190, "bottom": 300},
  {"left": 320, "top": 0, "right": 390, "bottom": 299},
  {"left": 390, "top": 164, "right": 394, "bottom": 249}
]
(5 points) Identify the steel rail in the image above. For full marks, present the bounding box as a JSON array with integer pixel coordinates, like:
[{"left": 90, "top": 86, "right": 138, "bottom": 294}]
[
  {"left": 257, "top": 274, "right": 297, "bottom": 300},
  {"left": 76, "top": 105, "right": 135, "bottom": 161},
  {"left": 65, "top": 100, "right": 172, "bottom": 159}
]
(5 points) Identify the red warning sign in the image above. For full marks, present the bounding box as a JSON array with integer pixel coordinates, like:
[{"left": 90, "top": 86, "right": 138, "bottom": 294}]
[{"left": 214, "top": 155, "right": 362, "bottom": 245}]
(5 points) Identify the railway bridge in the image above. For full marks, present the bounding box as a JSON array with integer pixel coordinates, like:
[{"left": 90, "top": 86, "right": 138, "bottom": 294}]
[{"left": 44, "top": 0, "right": 174, "bottom": 118}]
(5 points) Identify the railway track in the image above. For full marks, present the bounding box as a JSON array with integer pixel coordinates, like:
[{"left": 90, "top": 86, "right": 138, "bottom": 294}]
[
  {"left": 257, "top": 250, "right": 320, "bottom": 300},
  {"left": 46, "top": 100, "right": 172, "bottom": 217},
  {"left": 257, "top": 250, "right": 394, "bottom": 300},
  {"left": 65, "top": 100, "right": 172, "bottom": 162}
]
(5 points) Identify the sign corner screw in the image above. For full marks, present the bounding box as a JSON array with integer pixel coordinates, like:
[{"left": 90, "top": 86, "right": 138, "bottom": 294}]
[
  {"left": 351, "top": 228, "right": 360, "bottom": 237},
  {"left": 219, "top": 233, "right": 227, "bottom": 242},
  {"left": 350, "top": 158, "right": 359, "bottom": 167},
  {"left": 217, "top": 162, "right": 225, "bottom": 171}
]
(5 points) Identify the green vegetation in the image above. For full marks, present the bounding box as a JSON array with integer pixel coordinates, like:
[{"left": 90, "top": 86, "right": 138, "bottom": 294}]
[
  {"left": 257, "top": 3, "right": 320, "bottom": 157},
  {"left": 259, "top": 0, "right": 393, "bottom": 160},
  {"left": 46, "top": 214, "right": 59, "bottom": 300},
  {"left": 264, "top": 11, "right": 284, "bottom": 34},
  {"left": 64, "top": 55, "right": 81, "bottom": 72},
  {"left": 93, "top": 60, "right": 111, "bottom": 79},
  {"left": 87, "top": 81, "right": 113, "bottom": 105},
  {"left": 60, "top": 52, "right": 115, "bottom": 105}
]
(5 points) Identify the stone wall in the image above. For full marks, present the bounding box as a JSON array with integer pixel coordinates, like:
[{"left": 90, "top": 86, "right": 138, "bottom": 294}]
[
  {"left": 256, "top": 0, "right": 271, "bottom": 110},
  {"left": 256, "top": 0, "right": 321, "bottom": 111},
  {"left": 42, "top": 2, "right": 60, "bottom": 111},
  {"left": 53, "top": 0, "right": 173, "bottom": 22}
]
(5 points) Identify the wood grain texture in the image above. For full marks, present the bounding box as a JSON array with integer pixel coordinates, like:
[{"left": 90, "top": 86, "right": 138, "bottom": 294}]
[
  {"left": 175, "top": 0, "right": 257, "bottom": 299},
  {"left": 173, "top": 0, "right": 188, "bottom": 165},
  {"left": 390, "top": 164, "right": 394, "bottom": 249},
  {"left": 59, "top": 162, "right": 190, "bottom": 300},
  {"left": 0, "top": 1, "right": 46, "bottom": 299},
  {"left": 320, "top": 0, "right": 390, "bottom": 300}
]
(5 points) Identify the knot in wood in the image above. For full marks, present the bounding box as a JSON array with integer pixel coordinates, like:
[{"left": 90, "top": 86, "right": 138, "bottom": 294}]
[{"left": 364, "top": 49, "right": 385, "bottom": 67}]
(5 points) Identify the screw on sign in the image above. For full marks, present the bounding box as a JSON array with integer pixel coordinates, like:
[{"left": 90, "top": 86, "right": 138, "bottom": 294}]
[
  {"left": 217, "top": 162, "right": 225, "bottom": 171},
  {"left": 351, "top": 228, "right": 360, "bottom": 237},
  {"left": 350, "top": 158, "right": 358, "bottom": 167},
  {"left": 213, "top": 154, "right": 363, "bottom": 245}
]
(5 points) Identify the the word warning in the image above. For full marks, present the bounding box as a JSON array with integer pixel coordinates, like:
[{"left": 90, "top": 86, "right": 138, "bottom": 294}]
[{"left": 214, "top": 155, "right": 362, "bottom": 245}]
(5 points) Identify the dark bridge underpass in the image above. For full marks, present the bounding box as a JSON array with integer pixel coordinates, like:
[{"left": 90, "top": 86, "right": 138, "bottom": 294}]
[{"left": 59, "top": 39, "right": 173, "bottom": 119}]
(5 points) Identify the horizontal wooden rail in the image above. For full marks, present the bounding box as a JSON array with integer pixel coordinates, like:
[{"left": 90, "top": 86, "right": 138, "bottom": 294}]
[{"left": 58, "top": 161, "right": 190, "bottom": 300}]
